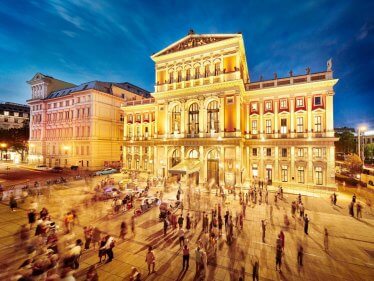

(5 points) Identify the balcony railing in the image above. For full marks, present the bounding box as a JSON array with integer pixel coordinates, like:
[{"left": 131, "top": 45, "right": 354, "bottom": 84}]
[
  {"left": 246, "top": 71, "right": 333, "bottom": 91},
  {"left": 155, "top": 71, "right": 241, "bottom": 92},
  {"left": 121, "top": 98, "right": 155, "bottom": 107}
]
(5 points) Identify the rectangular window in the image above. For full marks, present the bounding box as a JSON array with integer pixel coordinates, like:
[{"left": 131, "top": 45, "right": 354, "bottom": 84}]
[
  {"left": 315, "top": 167, "right": 323, "bottom": 185},
  {"left": 280, "top": 118, "right": 287, "bottom": 134},
  {"left": 281, "top": 148, "right": 287, "bottom": 157},
  {"left": 296, "top": 97, "right": 304, "bottom": 108},
  {"left": 251, "top": 102, "right": 258, "bottom": 112},
  {"left": 214, "top": 63, "right": 220, "bottom": 76},
  {"left": 314, "top": 116, "right": 322, "bottom": 132},
  {"left": 314, "top": 96, "right": 322, "bottom": 106},
  {"left": 297, "top": 167, "right": 305, "bottom": 183},
  {"left": 87, "top": 108, "right": 90, "bottom": 117},
  {"left": 204, "top": 65, "right": 209, "bottom": 78},
  {"left": 281, "top": 165, "right": 288, "bottom": 182},
  {"left": 314, "top": 148, "right": 322, "bottom": 157},
  {"left": 252, "top": 148, "right": 257, "bottom": 156},
  {"left": 266, "top": 148, "right": 271, "bottom": 156},
  {"left": 296, "top": 117, "right": 304, "bottom": 133},
  {"left": 265, "top": 101, "right": 272, "bottom": 111},
  {"left": 297, "top": 148, "right": 304, "bottom": 157},
  {"left": 252, "top": 120, "right": 258, "bottom": 134},
  {"left": 280, "top": 99, "right": 288, "bottom": 109},
  {"left": 59, "top": 102, "right": 63, "bottom": 107},
  {"left": 177, "top": 70, "right": 182, "bottom": 82},
  {"left": 266, "top": 119, "right": 272, "bottom": 134},
  {"left": 194, "top": 67, "right": 200, "bottom": 79}
]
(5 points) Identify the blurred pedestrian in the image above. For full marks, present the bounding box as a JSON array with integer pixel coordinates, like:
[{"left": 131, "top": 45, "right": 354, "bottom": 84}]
[
  {"left": 324, "top": 228, "right": 329, "bottom": 251},
  {"left": 261, "top": 220, "right": 267, "bottom": 242},
  {"left": 275, "top": 245, "right": 282, "bottom": 272},
  {"left": 146, "top": 246, "right": 156, "bottom": 274},
  {"left": 297, "top": 243, "right": 303, "bottom": 266},
  {"left": 182, "top": 244, "right": 190, "bottom": 270},
  {"left": 304, "top": 214, "right": 310, "bottom": 235}
]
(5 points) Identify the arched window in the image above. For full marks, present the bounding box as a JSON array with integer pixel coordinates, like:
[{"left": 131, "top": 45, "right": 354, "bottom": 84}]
[
  {"left": 189, "top": 149, "right": 199, "bottom": 159},
  {"left": 207, "top": 149, "right": 218, "bottom": 160},
  {"left": 204, "top": 65, "right": 210, "bottom": 78},
  {"left": 171, "top": 105, "right": 181, "bottom": 133},
  {"left": 188, "top": 103, "right": 199, "bottom": 135},
  {"left": 194, "top": 66, "right": 200, "bottom": 79},
  {"left": 171, "top": 149, "right": 181, "bottom": 167},
  {"left": 214, "top": 62, "right": 220, "bottom": 76},
  {"left": 177, "top": 70, "right": 182, "bottom": 82},
  {"left": 169, "top": 71, "right": 174, "bottom": 83},
  {"left": 207, "top": 100, "right": 219, "bottom": 133},
  {"left": 186, "top": 68, "right": 191, "bottom": 81}
]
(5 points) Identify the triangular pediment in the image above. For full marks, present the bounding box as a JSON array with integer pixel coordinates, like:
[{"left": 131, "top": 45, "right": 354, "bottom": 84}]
[
  {"left": 153, "top": 32, "right": 240, "bottom": 58},
  {"left": 28, "top": 73, "right": 53, "bottom": 83}
]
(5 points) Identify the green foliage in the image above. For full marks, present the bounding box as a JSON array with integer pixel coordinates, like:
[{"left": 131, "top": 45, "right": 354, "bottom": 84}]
[
  {"left": 364, "top": 143, "right": 374, "bottom": 160},
  {"left": 343, "top": 153, "right": 363, "bottom": 173},
  {"left": 0, "top": 124, "right": 29, "bottom": 161},
  {"left": 335, "top": 130, "right": 356, "bottom": 153}
]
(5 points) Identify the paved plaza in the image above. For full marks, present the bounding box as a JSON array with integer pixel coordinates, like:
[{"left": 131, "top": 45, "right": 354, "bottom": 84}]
[{"left": 0, "top": 171, "right": 373, "bottom": 281}]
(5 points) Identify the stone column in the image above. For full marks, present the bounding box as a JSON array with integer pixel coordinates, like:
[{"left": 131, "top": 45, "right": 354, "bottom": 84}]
[
  {"left": 325, "top": 93, "right": 334, "bottom": 137},
  {"left": 219, "top": 146, "right": 225, "bottom": 186},
  {"left": 180, "top": 101, "right": 185, "bottom": 136},
  {"left": 199, "top": 146, "right": 204, "bottom": 184},
  {"left": 219, "top": 96, "right": 225, "bottom": 135},
  {"left": 259, "top": 100, "right": 264, "bottom": 136},
  {"left": 290, "top": 98, "right": 295, "bottom": 137},
  {"left": 274, "top": 100, "right": 279, "bottom": 137},
  {"left": 235, "top": 94, "right": 240, "bottom": 136},
  {"left": 290, "top": 146, "right": 295, "bottom": 184},
  {"left": 307, "top": 96, "right": 312, "bottom": 135},
  {"left": 307, "top": 146, "right": 313, "bottom": 185}
]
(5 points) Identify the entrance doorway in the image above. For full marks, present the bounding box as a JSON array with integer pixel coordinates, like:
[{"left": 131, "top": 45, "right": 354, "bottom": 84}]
[
  {"left": 266, "top": 168, "right": 272, "bottom": 185},
  {"left": 207, "top": 150, "right": 219, "bottom": 185}
]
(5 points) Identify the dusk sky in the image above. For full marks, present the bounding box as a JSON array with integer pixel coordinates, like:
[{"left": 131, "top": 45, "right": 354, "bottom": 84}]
[{"left": 0, "top": 0, "right": 372, "bottom": 128}]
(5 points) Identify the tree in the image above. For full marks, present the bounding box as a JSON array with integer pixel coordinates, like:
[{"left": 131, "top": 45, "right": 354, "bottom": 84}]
[
  {"left": 0, "top": 123, "right": 29, "bottom": 162},
  {"left": 343, "top": 154, "right": 363, "bottom": 174},
  {"left": 335, "top": 131, "right": 356, "bottom": 154}
]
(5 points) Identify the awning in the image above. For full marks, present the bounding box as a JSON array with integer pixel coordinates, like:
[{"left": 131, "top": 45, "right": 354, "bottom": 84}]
[{"left": 169, "top": 159, "right": 200, "bottom": 175}]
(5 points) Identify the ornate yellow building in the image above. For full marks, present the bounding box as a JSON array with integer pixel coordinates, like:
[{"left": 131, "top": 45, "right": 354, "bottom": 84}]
[{"left": 122, "top": 31, "right": 338, "bottom": 190}]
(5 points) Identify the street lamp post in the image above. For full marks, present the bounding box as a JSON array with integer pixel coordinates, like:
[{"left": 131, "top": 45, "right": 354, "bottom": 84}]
[{"left": 358, "top": 126, "right": 367, "bottom": 162}]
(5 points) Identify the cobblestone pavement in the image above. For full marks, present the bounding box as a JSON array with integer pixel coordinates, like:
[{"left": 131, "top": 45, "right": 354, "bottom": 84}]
[{"left": 0, "top": 173, "right": 373, "bottom": 281}]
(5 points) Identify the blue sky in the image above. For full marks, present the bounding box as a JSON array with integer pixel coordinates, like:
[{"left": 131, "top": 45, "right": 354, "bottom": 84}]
[{"left": 0, "top": 0, "right": 373, "bottom": 128}]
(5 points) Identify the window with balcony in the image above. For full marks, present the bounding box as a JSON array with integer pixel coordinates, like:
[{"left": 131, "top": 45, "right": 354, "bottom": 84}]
[
  {"left": 296, "top": 117, "right": 304, "bottom": 133},
  {"left": 281, "top": 165, "right": 288, "bottom": 182},
  {"left": 171, "top": 105, "right": 181, "bottom": 133},
  {"left": 207, "top": 101, "right": 219, "bottom": 133},
  {"left": 266, "top": 119, "right": 272, "bottom": 134},
  {"left": 188, "top": 103, "right": 199, "bottom": 134},
  {"left": 252, "top": 120, "right": 258, "bottom": 134},
  {"left": 297, "top": 167, "right": 305, "bottom": 183},
  {"left": 281, "top": 148, "right": 287, "bottom": 157},
  {"left": 281, "top": 118, "right": 287, "bottom": 134},
  {"left": 315, "top": 166, "right": 323, "bottom": 185},
  {"left": 314, "top": 116, "right": 322, "bottom": 132}
]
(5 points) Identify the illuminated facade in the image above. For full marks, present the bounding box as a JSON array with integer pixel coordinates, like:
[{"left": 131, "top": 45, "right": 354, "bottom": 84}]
[
  {"left": 122, "top": 31, "right": 338, "bottom": 189},
  {"left": 27, "top": 73, "right": 149, "bottom": 169}
]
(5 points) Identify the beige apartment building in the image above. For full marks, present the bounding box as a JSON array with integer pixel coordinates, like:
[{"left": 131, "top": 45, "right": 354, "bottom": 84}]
[
  {"left": 121, "top": 31, "right": 338, "bottom": 190},
  {"left": 27, "top": 73, "right": 149, "bottom": 169}
]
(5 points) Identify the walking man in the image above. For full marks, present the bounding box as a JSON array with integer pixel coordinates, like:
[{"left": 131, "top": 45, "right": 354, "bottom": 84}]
[
  {"left": 275, "top": 245, "right": 282, "bottom": 272},
  {"left": 145, "top": 246, "right": 156, "bottom": 274},
  {"left": 324, "top": 228, "right": 329, "bottom": 251},
  {"left": 297, "top": 243, "right": 303, "bottom": 266},
  {"left": 304, "top": 214, "right": 310, "bottom": 235},
  {"left": 195, "top": 246, "right": 202, "bottom": 275},
  {"left": 182, "top": 244, "right": 190, "bottom": 270},
  {"left": 252, "top": 258, "right": 259, "bottom": 281},
  {"left": 261, "top": 220, "right": 267, "bottom": 243},
  {"left": 178, "top": 227, "right": 185, "bottom": 248}
]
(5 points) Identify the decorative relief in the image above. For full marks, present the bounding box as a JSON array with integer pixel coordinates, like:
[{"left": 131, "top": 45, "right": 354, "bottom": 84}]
[{"left": 159, "top": 36, "right": 232, "bottom": 56}]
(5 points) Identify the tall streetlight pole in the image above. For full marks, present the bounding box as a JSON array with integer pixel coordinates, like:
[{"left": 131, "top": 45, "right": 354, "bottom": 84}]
[{"left": 358, "top": 126, "right": 367, "bottom": 162}]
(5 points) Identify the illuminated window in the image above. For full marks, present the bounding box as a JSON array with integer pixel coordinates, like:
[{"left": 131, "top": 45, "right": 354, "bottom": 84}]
[
  {"left": 281, "top": 165, "right": 288, "bottom": 182},
  {"left": 204, "top": 65, "right": 210, "bottom": 78},
  {"left": 171, "top": 105, "right": 181, "bottom": 133},
  {"left": 296, "top": 117, "right": 304, "bottom": 133},
  {"left": 171, "top": 150, "right": 181, "bottom": 167},
  {"left": 315, "top": 167, "right": 323, "bottom": 185},
  {"left": 265, "top": 101, "right": 272, "bottom": 111},
  {"left": 169, "top": 71, "right": 174, "bottom": 83},
  {"left": 251, "top": 102, "right": 258, "bottom": 112},
  {"left": 214, "top": 62, "right": 220, "bottom": 76},
  {"left": 297, "top": 167, "right": 305, "bottom": 183},
  {"left": 252, "top": 120, "right": 258, "bottom": 134},
  {"left": 297, "top": 148, "right": 304, "bottom": 157},
  {"left": 280, "top": 99, "right": 288, "bottom": 109},
  {"left": 186, "top": 69, "right": 191, "bottom": 81},
  {"left": 266, "top": 119, "right": 272, "bottom": 134},
  {"left": 188, "top": 103, "right": 199, "bottom": 134},
  {"left": 314, "top": 116, "right": 322, "bottom": 132},
  {"left": 194, "top": 66, "right": 200, "bottom": 79},
  {"left": 280, "top": 118, "right": 287, "bottom": 134},
  {"left": 207, "top": 101, "right": 219, "bottom": 133},
  {"left": 296, "top": 97, "right": 304, "bottom": 108},
  {"left": 189, "top": 149, "right": 199, "bottom": 159},
  {"left": 177, "top": 70, "right": 182, "bottom": 82}
]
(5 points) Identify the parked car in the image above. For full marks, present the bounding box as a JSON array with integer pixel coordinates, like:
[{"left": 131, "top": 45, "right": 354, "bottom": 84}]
[
  {"left": 95, "top": 168, "right": 118, "bottom": 176},
  {"left": 35, "top": 164, "right": 49, "bottom": 171},
  {"left": 50, "top": 166, "right": 63, "bottom": 173}
]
